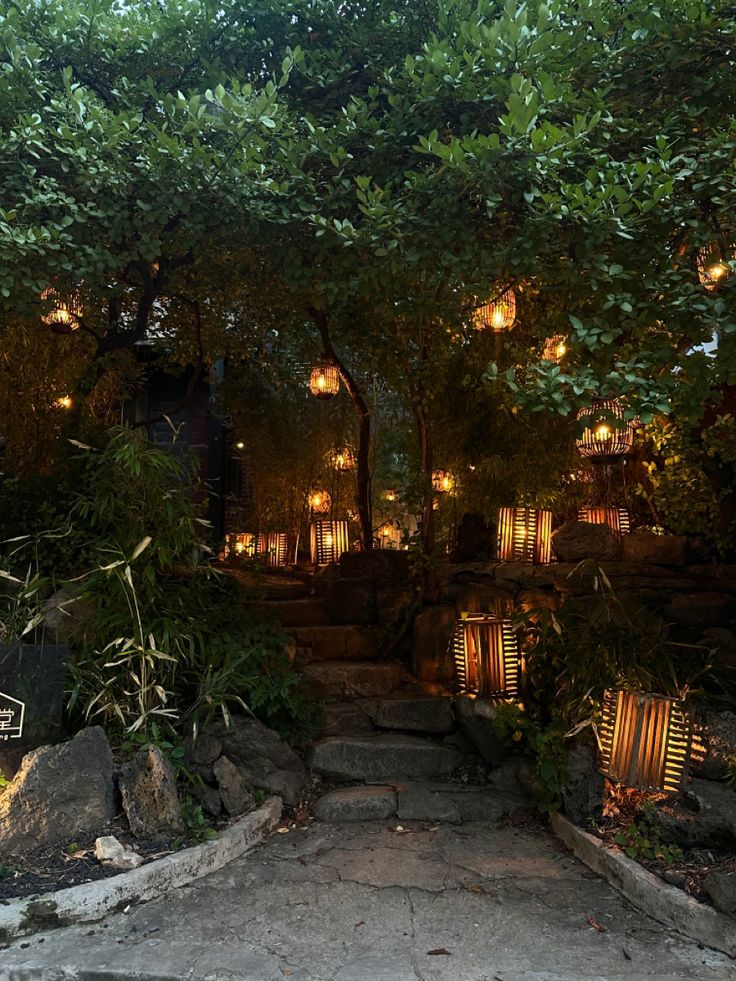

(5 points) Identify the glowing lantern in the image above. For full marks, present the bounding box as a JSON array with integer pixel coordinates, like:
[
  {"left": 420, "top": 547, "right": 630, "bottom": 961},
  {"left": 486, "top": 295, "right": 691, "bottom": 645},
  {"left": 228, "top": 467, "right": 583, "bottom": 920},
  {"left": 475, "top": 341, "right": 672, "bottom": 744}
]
[
  {"left": 310, "top": 519, "right": 349, "bottom": 565},
  {"left": 598, "top": 689, "right": 694, "bottom": 793},
  {"left": 41, "top": 287, "right": 82, "bottom": 333},
  {"left": 265, "top": 532, "right": 289, "bottom": 568},
  {"left": 452, "top": 615, "right": 521, "bottom": 699},
  {"left": 376, "top": 520, "right": 404, "bottom": 550},
  {"left": 497, "top": 507, "right": 553, "bottom": 565},
  {"left": 54, "top": 395, "right": 73, "bottom": 410},
  {"left": 473, "top": 287, "right": 516, "bottom": 332},
  {"left": 576, "top": 398, "right": 634, "bottom": 462},
  {"left": 382, "top": 488, "right": 398, "bottom": 503},
  {"left": 542, "top": 335, "right": 567, "bottom": 363},
  {"left": 308, "top": 489, "right": 331, "bottom": 514},
  {"left": 697, "top": 244, "right": 734, "bottom": 290},
  {"left": 329, "top": 446, "right": 355, "bottom": 472},
  {"left": 309, "top": 358, "right": 340, "bottom": 399},
  {"left": 578, "top": 506, "right": 631, "bottom": 539},
  {"left": 226, "top": 533, "right": 265, "bottom": 559},
  {"left": 235, "top": 440, "right": 245, "bottom": 451},
  {"left": 432, "top": 470, "right": 454, "bottom": 494}
]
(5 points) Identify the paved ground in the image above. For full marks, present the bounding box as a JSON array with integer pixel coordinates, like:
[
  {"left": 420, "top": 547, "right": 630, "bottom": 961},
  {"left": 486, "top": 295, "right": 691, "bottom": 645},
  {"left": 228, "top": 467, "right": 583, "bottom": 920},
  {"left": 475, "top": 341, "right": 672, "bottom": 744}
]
[{"left": 1, "top": 820, "right": 734, "bottom": 980}]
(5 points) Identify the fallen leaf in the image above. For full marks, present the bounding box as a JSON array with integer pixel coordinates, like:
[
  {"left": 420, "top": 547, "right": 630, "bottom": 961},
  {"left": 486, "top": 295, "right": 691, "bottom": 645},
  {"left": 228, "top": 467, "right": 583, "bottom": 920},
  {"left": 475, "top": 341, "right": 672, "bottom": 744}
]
[
  {"left": 586, "top": 916, "right": 606, "bottom": 933},
  {"left": 297, "top": 856, "right": 307, "bottom": 866},
  {"left": 280, "top": 969, "right": 294, "bottom": 977},
  {"left": 465, "top": 884, "right": 487, "bottom": 895},
  {"left": 276, "top": 827, "right": 290, "bottom": 834},
  {"left": 622, "top": 949, "right": 632, "bottom": 960},
  {"left": 427, "top": 948, "right": 451, "bottom": 956}
]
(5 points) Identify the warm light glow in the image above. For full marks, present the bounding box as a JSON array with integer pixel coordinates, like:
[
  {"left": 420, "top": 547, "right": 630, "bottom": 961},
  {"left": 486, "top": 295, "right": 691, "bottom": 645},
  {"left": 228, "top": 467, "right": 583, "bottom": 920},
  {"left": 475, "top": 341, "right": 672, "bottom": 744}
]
[
  {"left": 41, "top": 288, "right": 82, "bottom": 331},
  {"left": 225, "top": 533, "right": 264, "bottom": 559},
  {"left": 308, "top": 489, "right": 331, "bottom": 514},
  {"left": 576, "top": 398, "right": 634, "bottom": 462},
  {"left": 473, "top": 287, "right": 516, "bottom": 332},
  {"left": 697, "top": 244, "right": 734, "bottom": 290},
  {"left": 382, "top": 488, "right": 397, "bottom": 503},
  {"left": 594, "top": 423, "right": 611, "bottom": 441},
  {"left": 578, "top": 506, "right": 631, "bottom": 539},
  {"left": 310, "top": 519, "right": 349, "bottom": 564},
  {"left": 497, "top": 507, "right": 553, "bottom": 565},
  {"left": 235, "top": 441, "right": 245, "bottom": 450},
  {"left": 453, "top": 615, "right": 521, "bottom": 699},
  {"left": 309, "top": 358, "right": 340, "bottom": 399},
  {"left": 432, "top": 469, "right": 455, "bottom": 493},
  {"left": 55, "top": 395, "right": 73, "bottom": 410},
  {"left": 329, "top": 446, "right": 355, "bottom": 472},
  {"left": 543, "top": 335, "right": 567, "bottom": 363}
]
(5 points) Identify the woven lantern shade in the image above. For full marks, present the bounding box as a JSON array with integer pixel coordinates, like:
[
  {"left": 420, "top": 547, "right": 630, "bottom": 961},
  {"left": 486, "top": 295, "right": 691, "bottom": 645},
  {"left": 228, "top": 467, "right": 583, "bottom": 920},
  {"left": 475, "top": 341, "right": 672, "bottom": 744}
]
[
  {"left": 598, "top": 689, "right": 693, "bottom": 793},
  {"left": 697, "top": 244, "right": 734, "bottom": 290},
  {"left": 576, "top": 398, "right": 634, "bottom": 462},
  {"left": 226, "top": 532, "right": 265, "bottom": 558},
  {"left": 310, "top": 519, "right": 349, "bottom": 565},
  {"left": 452, "top": 615, "right": 521, "bottom": 699},
  {"left": 40, "top": 287, "right": 82, "bottom": 333},
  {"left": 497, "top": 507, "right": 553, "bottom": 565},
  {"left": 578, "top": 506, "right": 631, "bottom": 539},
  {"left": 473, "top": 288, "right": 516, "bottom": 332},
  {"left": 329, "top": 446, "right": 355, "bottom": 472},
  {"left": 432, "top": 469, "right": 454, "bottom": 493},
  {"left": 265, "top": 532, "right": 289, "bottom": 568},
  {"left": 542, "top": 335, "right": 567, "bottom": 363},
  {"left": 309, "top": 358, "right": 340, "bottom": 399},
  {"left": 308, "top": 489, "right": 331, "bottom": 514}
]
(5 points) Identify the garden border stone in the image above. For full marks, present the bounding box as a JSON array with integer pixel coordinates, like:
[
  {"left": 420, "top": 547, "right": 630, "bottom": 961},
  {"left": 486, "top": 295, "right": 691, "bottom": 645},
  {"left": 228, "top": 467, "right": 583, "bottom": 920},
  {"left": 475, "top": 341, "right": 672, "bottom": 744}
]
[
  {"left": 551, "top": 812, "right": 736, "bottom": 959},
  {"left": 0, "top": 797, "right": 282, "bottom": 943}
]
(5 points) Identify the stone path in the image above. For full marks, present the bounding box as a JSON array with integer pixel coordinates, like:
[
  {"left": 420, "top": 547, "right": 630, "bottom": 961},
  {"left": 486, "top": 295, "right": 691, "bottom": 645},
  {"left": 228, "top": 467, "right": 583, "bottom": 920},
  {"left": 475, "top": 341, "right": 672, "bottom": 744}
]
[{"left": 1, "top": 820, "right": 733, "bottom": 980}]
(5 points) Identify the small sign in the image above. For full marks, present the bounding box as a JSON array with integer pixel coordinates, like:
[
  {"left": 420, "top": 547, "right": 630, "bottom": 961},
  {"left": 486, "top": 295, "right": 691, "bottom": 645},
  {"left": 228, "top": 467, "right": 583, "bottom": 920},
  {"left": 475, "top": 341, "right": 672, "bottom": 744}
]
[{"left": 0, "top": 692, "right": 25, "bottom": 741}]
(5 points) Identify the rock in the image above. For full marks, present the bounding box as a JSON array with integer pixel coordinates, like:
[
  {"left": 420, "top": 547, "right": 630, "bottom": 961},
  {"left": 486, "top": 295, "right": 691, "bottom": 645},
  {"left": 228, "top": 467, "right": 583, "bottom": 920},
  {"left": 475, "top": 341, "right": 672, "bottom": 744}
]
[
  {"left": 666, "top": 593, "right": 736, "bottom": 629},
  {"left": 302, "top": 661, "right": 404, "bottom": 700},
  {"left": 552, "top": 521, "right": 621, "bottom": 563},
  {"left": 184, "top": 732, "right": 223, "bottom": 782},
  {"left": 310, "top": 563, "right": 342, "bottom": 598},
  {"left": 621, "top": 531, "right": 688, "bottom": 567},
  {"left": 703, "top": 628, "right": 736, "bottom": 673},
  {"left": 450, "top": 513, "right": 496, "bottom": 563},
  {"left": 306, "top": 735, "right": 461, "bottom": 782},
  {"left": 516, "top": 588, "right": 561, "bottom": 613},
  {"left": 376, "top": 586, "right": 414, "bottom": 629},
  {"left": 693, "top": 710, "right": 736, "bottom": 781},
  {"left": 340, "top": 551, "right": 410, "bottom": 582},
  {"left": 396, "top": 781, "right": 527, "bottom": 823},
  {"left": 326, "top": 578, "right": 376, "bottom": 625},
  {"left": 411, "top": 607, "right": 456, "bottom": 683},
  {"left": 213, "top": 755, "right": 255, "bottom": 816},
  {"left": 0, "top": 727, "right": 115, "bottom": 857},
  {"left": 454, "top": 583, "right": 513, "bottom": 617},
  {"left": 652, "top": 779, "right": 736, "bottom": 850},
  {"left": 397, "top": 783, "right": 461, "bottom": 823},
  {"left": 208, "top": 716, "right": 306, "bottom": 806},
  {"left": 703, "top": 870, "right": 736, "bottom": 917},
  {"left": 42, "top": 586, "right": 89, "bottom": 645},
  {"left": 321, "top": 702, "right": 374, "bottom": 736},
  {"left": 290, "top": 625, "right": 379, "bottom": 663},
  {"left": 94, "top": 835, "right": 143, "bottom": 870},
  {"left": 192, "top": 783, "right": 222, "bottom": 818},
  {"left": 259, "top": 598, "right": 330, "bottom": 627},
  {"left": 314, "top": 786, "right": 397, "bottom": 822},
  {"left": 359, "top": 695, "right": 455, "bottom": 734},
  {"left": 119, "top": 744, "right": 183, "bottom": 840},
  {"left": 453, "top": 695, "right": 506, "bottom": 767},
  {"left": 560, "top": 742, "right": 604, "bottom": 826}
]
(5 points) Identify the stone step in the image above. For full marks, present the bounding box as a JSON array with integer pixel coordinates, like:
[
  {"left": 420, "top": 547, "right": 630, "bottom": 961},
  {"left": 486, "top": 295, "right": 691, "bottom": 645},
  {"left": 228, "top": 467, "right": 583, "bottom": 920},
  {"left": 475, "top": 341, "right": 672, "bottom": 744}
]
[
  {"left": 306, "top": 735, "right": 461, "bottom": 782},
  {"left": 321, "top": 702, "right": 375, "bottom": 737},
  {"left": 259, "top": 598, "right": 330, "bottom": 627},
  {"left": 358, "top": 694, "right": 455, "bottom": 734},
  {"left": 290, "top": 625, "right": 380, "bottom": 663},
  {"left": 301, "top": 661, "right": 405, "bottom": 700}
]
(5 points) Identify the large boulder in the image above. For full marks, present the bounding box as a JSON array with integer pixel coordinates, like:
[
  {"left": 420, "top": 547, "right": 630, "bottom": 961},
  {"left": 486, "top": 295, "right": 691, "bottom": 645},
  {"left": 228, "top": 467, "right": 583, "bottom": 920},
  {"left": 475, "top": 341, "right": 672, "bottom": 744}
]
[
  {"left": 621, "top": 531, "right": 688, "bottom": 567},
  {"left": 454, "top": 583, "right": 513, "bottom": 617},
  {"left": 325, "top": 578, "right": 376, "bottom": 625},
  {"left": 0, "top": 727, "right": 115, "bottom": 857},
  {"left": 551, "top": 521, "right": 621, "bottom": 563},
  {"left": 703, "top": 870, "right": 736, "bottom": 918},
  {"left": 207, "top": 716, "right": 307, "bottom": 806},
  {"left": 359, "top": 695, "right": 455, "bottom": 734},
  {"left": 119, "top": 744, "right": 183, "bottom": 840},
  {"left": 560, "top": 742, "right": 604, "bottom": 826},
  {"left": 666, "top": 593, "right": 736, "bottom": 630},
  {"left": 411, "top": 606, "right": 456, "bottom": 683},
  {"left": 213, "top": 755, "right": 255, "bottom": 816},
  {"left": 340, "top": 550, "right": 410, "bottom": 583},
  {"left": 453, "top": 695, "right": 506, "bottom": 767},
  {"left": 651, "top": 779, "right": 736, "bottom": 850},
  {"left": 693, "top": 710, "right": 736, "bottom": 781}
]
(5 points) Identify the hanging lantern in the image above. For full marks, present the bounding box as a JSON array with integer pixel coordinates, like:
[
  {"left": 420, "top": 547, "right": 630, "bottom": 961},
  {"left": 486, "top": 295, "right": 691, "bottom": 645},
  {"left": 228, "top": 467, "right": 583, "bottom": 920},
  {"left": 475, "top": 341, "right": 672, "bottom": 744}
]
[
  {"left": 472, "top": 287, "right": 516, "bottom": 332},
  {"left": 329, "top": 446, "right": 355, "bottom": 472},
  {"left": 452, "top": 615, "right": 521, "bottom": 699},
  {"left": 696, "top": 243, "right": 734, "bottom": 290},
  {"left": 497, "top": 507, "right": 553, "bottom": 565},
  {"left": 382, "top": 488, "right": 398, "bottom": 503},
  {"left": 54, "top": 395, "right": 73, "bottom": 411},
  {"left": 598, "top": 689, "right": 694, "bottom": 793},
  {"left": 576, "top": 398, "right": 634, "bottom": 463},
  {"left": 310, "top": 519, "right": 349, "bottom": 565},
  {"left": 542, "top": 335, "right": 567, "bottom": 363},
  {"left": 376, "top": 520, "right": 404, "bottom": 550},
  {"left": 309, "top": 358, "right": 340, "bottom": 399},
  {"left": 40, "top": 287, "right": 82, "bottom": 333},
  {"left": 432, "top": 469, "right": 455, "bottom": 494},
  {"left": 308, "top": 489, "right": 331, "bottom": 514},
  {"left": 265, "top": 532, "right": 289, "bottom": 568},
  {"left": 578, "top": 506, "right": 631, "bottom": 539}
]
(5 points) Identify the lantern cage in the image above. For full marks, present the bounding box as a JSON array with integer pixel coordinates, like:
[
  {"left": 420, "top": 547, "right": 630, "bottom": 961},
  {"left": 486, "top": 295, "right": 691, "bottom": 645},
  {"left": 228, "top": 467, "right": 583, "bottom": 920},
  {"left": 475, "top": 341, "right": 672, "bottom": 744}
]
[
  {"left": 578, "top": 506, "right": 631, "bottom": 539},
  {"left": 310, "top": 519, "right": 349, "bottom": 565},
  {"left": 308, "top": 489, "right": 331, "bottom": 514},
  {"left": 452, "top": 615, "right": 521, "bottom": 699},
  {"left": 497, "top": 507, "right": 553, "bottom": 565},
  {"left": 696, "top": 243, "right": 734, "bottom": 290},
  {"left": 382, "top": 488, "right": 398, "bottom": 503},
  {"left": 309, "top": 358, "right": 340, "bottom": 399},
  {"left": 432, "top": 469, "right": 455, "bottom": 494},
  {"left": 542, "top": 335, "right": 567, "bottom": 363},
  {"left": 40, "top": 287, "right": 82, "bottom": 332},
  {"left": 329, "top": 446, "right": 356, "bottom": 472},
  {"left": 576, "top": 398, "right": 634, "bottom": 462},
  {"left": 264, "top": 532, "right": 289, "bottom": 568},
  {"left": 598, "top": 688, "right": 694, "bottom": 793},
  {"left": 225, "top": 532, "right": 265, "bottom": 559},
  {"left": 376, "top": 519, "right": 404, "bottom": 550},
  {"left": 472, "top": 287, "right": 516, "bottom": 332}
]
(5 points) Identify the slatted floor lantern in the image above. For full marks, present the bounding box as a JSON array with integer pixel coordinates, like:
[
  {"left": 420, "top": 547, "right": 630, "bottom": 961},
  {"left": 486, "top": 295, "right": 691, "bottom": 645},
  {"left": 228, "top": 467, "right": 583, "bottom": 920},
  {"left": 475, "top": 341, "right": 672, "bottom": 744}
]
[
  {"left": 432, "top": 469, "right": 454, "bottom": 493},
  {"left": 41, "top": 287, "right": 82, "bottom": 333},
  {"left": 578, "top": 506, "right": 631, "bottom": 539},
  {"left": 310, "top": 519, "right": 349, "bottom": 565},
  {"left": 497, "top": 507, "right": 553, "bottom": 564},
  {"left": 452, "top": 615, "right": 521, "bottom": 699},
  {"left": 309, "top": 357, "right": 340, "bottom": 399},
  {"left": 697, "top": 243, "right": 734, "bottom": 290},
  {"left": 542, "top": 335, "right": 567, "bottom": 363},
  {"left": 598, "top": 689, "right": 693, "bottom": 793},
  {"left": 473, "top": 287, "right": 516, "bottom": 332},
  {"left": 576, "top": 398, "right": 634, "bottom": 463},
  {"left": 265, "top": 532, "right": 289, "bottom": 568}
]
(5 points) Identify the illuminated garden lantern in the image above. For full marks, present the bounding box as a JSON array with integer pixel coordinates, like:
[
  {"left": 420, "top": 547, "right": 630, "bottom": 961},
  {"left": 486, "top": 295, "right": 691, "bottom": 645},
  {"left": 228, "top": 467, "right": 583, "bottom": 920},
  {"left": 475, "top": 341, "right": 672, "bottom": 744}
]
[
  {"left": 265, "top": 532, "right": 289, "bottom": 568},
  {"left": 308, "top": 489, "right": 331, "bottom": 514},
  {"left": 54, "top": 395, "right": 73, "bottom": 411},
  {"left": 432, "top": 469, "right": 454, "bottom": 494},
  {"left": 578, "top": 506, "right": 631, "bottom": 539},
  {"left": 227, "top": 532, "right": 265, "bottom": 558},
  {"left": 473, "top": 287, "right": 516, "bottom": 332},
  {"left": 310, "top": 519, "right": 349, "bottom": 565},
  {"left": 329, "top": 446, "right": 355, "bottom": 472},
  {"left": 576, "top": 398, "right": 634, "bottom": 463},
  {"left": 598, "top": 688, "right": 694, "bottom": 793},
  {"left": 697, "top": 243, "right": 734, "bottom": 290},
  {"left": 452, "top": 615, "right": 521, "bottom": 699},
  {"left": 497, "top": 507, "right": 553, "bottom": 565},
  {"left": 382, "top": 488, "right": 398, "bottom": 503},
  {"left": 40, "top": 287, "right": 82, "bottom": 333},
  {"left": 542, "top": 335, "right": 567, "bottom": 363},
  {"left": 376, "top": 520, "right": 404, "bottom": 550},
  {"left": 309, "top": 357, "right": 340, "bottom": 399}
]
